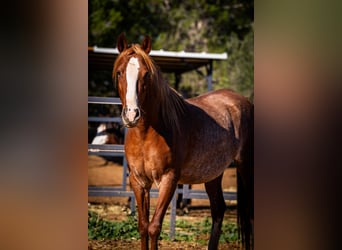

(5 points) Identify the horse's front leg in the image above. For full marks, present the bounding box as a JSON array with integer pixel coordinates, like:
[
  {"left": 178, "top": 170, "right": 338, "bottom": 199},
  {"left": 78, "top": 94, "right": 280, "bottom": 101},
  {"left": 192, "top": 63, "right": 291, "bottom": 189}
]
[
  {"left": 130, "top": 174, "right": 151, "bottom": 250},
  {"left": 149, "top": 171, "right": 178, "bottom": 250}
]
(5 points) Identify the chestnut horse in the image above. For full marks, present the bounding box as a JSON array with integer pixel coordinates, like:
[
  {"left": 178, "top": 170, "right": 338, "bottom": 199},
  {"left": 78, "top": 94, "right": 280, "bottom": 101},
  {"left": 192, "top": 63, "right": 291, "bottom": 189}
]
[{"left": 113, "top": 33, "right": 253, "bottom": 250}]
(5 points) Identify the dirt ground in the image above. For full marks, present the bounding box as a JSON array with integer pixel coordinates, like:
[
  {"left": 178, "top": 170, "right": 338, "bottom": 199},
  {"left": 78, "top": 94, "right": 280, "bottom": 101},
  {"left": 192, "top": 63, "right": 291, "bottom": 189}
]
[
  {"left": 88, "top": 155, "right": 239, "bottom": 249},
  {"left": 88, "top": 239, "right": 240, "bottom": 250},
  {"left": 88, "top": 203, "right": 239, "bottom": 250}
]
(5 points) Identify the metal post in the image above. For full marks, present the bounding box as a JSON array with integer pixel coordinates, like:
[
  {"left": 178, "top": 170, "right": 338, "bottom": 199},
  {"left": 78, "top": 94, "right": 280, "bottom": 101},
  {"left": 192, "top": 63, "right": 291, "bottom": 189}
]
[
  {"left": 174, "top": 73, "right": 181, "bottom": 91},
  {"left": 207, "top": 60, "right": 213, "bottom": 91},
  {"left": 122, "top": 155, "right": 128, "bottom": 191},
  {"left": 169, "top": 190, "right": 177, "bottom": 240},
  {"left": 130, "top": 195, "right": 136, "bottom": 216}
]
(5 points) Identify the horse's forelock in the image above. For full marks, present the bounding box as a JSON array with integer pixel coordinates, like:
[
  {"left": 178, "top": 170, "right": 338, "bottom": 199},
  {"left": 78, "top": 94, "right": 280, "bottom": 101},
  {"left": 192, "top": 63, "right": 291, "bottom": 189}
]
[
  {"left": 113, "top": 44, "right": 157, "bottom": 80},
  {"left": 131, "top": 44, "right": 156, "bottom": 76}
]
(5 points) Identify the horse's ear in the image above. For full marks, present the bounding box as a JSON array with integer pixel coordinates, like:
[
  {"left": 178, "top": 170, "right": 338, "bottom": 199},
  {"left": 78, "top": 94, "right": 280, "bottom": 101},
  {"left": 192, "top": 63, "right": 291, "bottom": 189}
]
[
  {"left": 141, "top": 35, "right": 152, "bottom": 54},
  {"left": 117, "top": 33, "right": 127, "bottom": 53}
]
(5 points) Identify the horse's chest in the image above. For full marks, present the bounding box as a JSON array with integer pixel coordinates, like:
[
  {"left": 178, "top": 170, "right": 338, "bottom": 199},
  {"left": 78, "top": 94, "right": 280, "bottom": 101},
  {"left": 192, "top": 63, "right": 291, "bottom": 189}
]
[{"left": 125, "top": 137, "right": 172, "bottom": 188}]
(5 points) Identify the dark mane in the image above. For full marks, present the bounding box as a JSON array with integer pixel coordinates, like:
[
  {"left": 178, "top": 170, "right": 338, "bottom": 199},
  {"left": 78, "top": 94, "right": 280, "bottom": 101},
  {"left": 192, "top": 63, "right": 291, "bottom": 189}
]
[
  {"left": 154, "top": 69, "right": 188, "bottom": 134},
  {"left": 114, "top": 44, "right": 187, "bottom": 134}
]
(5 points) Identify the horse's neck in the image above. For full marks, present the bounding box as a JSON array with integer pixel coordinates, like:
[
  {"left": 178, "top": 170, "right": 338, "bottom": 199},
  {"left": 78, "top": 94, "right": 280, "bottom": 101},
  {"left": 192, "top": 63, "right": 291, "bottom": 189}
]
[{"left": 136, "top": 94, "right": 186, "bottom": 150}]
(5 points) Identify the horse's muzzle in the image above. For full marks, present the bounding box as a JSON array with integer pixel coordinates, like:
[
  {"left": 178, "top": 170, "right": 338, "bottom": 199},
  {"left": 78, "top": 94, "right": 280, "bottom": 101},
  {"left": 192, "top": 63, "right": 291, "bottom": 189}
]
[{"left": 122, "top": 107, "right": 141, "bottom": 127}]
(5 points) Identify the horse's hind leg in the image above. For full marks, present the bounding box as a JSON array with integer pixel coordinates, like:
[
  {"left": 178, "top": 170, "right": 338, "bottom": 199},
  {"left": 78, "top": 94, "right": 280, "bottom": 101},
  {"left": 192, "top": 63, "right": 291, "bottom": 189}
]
[{"left": 205, "top": 174, "right": 226, "bottom": 250}]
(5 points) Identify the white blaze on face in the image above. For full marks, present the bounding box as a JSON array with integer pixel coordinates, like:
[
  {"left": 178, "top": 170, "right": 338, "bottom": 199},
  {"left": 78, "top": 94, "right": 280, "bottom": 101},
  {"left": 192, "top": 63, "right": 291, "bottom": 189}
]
[{"left": 125, "top": 57, "right": 140, "bottom": 121}]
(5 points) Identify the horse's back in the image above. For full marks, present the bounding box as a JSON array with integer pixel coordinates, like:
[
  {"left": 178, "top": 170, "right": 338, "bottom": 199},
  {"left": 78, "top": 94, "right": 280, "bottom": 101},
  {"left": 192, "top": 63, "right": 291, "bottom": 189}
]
[
  {"left": 187, "top": 89, "right": 252, "bottom": 136},
  {"left": 188, "top": 89, "right": 251, "bottom": 115}
]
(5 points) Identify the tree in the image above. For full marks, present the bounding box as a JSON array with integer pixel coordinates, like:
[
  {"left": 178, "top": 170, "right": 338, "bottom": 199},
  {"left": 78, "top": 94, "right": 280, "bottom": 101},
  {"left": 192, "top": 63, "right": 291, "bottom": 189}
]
[
  {"left": 88, "top": 0, "right": 254, "bottom": 98},
  {"left": 214, "top": 29, "right": 254, "bottom": 97},
  {"left": 89, "top": 0, "right": 171, "bottom": 47}
]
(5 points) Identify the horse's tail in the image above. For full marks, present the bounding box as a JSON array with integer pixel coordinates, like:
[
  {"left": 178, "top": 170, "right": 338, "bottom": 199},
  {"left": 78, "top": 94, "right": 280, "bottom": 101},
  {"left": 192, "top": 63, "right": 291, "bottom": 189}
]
[{"left": 237, "top": 104, "right": 254, "bottom": 250}]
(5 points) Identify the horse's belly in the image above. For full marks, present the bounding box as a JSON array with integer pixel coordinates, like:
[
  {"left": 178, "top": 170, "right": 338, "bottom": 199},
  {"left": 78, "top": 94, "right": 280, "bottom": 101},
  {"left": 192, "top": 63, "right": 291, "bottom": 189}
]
[
  {"left": 179, "top": 153, "right": 233, "bottom": 184},
  {"left": 179, "top": 126, "right": 238, "bottom": 184}
]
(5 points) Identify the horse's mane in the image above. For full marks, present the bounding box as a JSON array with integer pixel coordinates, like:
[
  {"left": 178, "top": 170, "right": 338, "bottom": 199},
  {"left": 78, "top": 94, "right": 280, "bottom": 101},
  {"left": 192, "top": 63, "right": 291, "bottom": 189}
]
[{"left": 113, "top": 44, "right": 187, "bottom": 134}]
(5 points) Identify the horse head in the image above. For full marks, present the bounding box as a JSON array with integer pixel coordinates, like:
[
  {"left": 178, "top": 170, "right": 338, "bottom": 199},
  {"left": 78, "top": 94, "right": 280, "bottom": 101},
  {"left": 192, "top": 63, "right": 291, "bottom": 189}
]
[{"left": 113, "top": 33, "right": 153, "bottom": 128}]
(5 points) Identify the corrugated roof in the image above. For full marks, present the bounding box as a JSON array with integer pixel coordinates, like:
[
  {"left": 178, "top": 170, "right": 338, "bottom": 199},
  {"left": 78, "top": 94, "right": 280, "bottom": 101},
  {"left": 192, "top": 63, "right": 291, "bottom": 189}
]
[{"left": 89, "top": 46, "right": 227, "bottom": 74}]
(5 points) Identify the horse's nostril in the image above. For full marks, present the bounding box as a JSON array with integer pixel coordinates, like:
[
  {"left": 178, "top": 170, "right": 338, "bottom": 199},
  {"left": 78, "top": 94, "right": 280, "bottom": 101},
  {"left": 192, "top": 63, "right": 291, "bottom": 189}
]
[{"left": 135, "top": 108, "right": 141, "bottom": 120}]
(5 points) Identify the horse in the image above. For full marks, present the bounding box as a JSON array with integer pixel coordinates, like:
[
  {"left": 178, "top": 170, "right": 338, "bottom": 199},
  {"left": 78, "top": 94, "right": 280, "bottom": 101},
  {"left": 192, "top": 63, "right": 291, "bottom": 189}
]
[
  {"left": 90, "top": 122, "right": 125, "bottom": 165},
  {"left": 91, "top": 122, "right": 124, "bottom": 145},
  {"left": 112, "top": 33, "right": 254, "bottom": 250}
]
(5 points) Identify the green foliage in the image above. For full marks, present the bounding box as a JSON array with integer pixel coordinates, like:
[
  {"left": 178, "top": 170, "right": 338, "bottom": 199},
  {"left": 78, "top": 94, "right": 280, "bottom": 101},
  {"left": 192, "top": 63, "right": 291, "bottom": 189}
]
[
  {"left": 214, "top": 29, "right": 254, "bottom": 98},
  {"left": 89, "top": 0, "right": 171, "bottom": 47},
  {"left": 88, "top": 210, "right": 140, "bottom": 240},
  {"left": 89, "top": 0, "right": 253, "bottom": 49},
  {"left": 220, "top": 220, "right": 239, "bottom": 243},
  {"left": 161, "top": 216, "right": 238, "bottom": 244},
  {"left": 88, "top": 211, "right": 239, "bottom": 244}
]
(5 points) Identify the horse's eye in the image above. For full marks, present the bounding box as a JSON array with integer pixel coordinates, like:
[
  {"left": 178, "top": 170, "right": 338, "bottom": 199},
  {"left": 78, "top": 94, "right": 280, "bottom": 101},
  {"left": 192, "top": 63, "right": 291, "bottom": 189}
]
[
  {"left": 144, "top": 72, "right": 150, "bottom": 79},
  {"left": 117, "top": 71, "right": 122, "bottom": 78}
]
